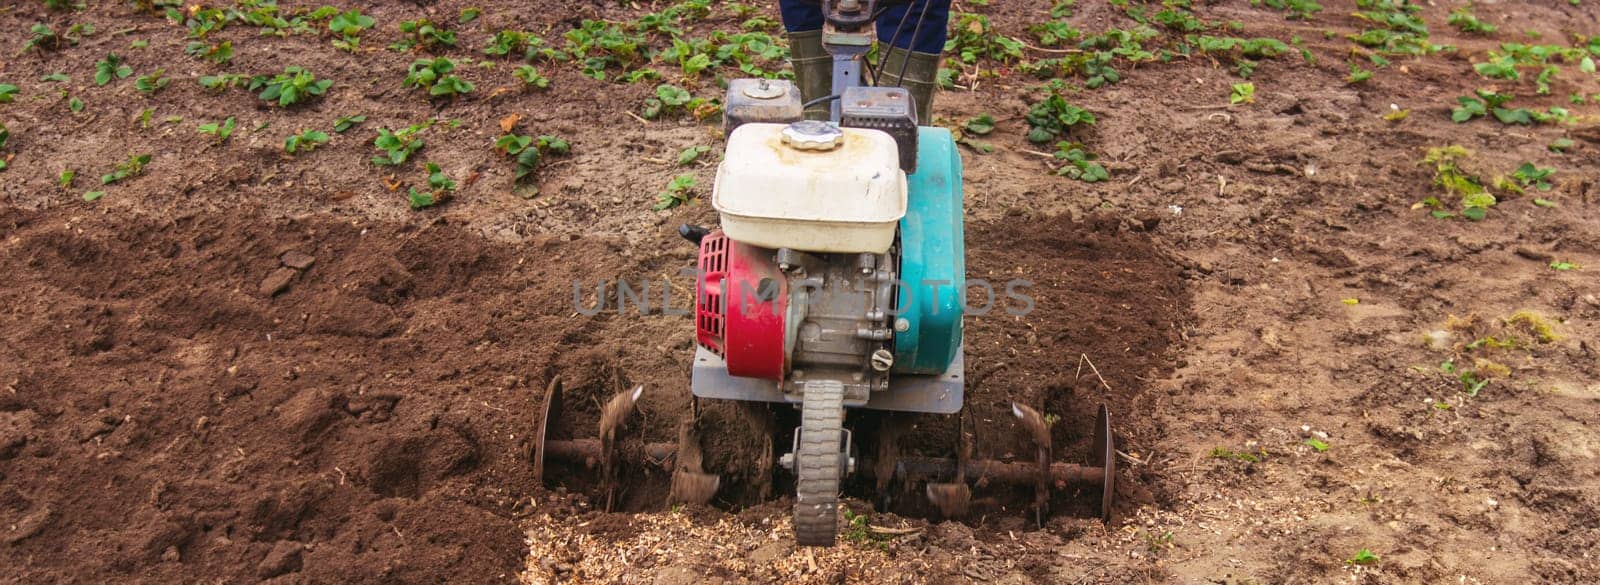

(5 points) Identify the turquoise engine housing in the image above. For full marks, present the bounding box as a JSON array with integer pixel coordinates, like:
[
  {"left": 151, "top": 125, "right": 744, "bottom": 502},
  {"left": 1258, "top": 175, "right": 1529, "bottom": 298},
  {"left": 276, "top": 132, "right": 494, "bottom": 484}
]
[{"left": 892, "top": 127, "right": 964, "bottom": 375}]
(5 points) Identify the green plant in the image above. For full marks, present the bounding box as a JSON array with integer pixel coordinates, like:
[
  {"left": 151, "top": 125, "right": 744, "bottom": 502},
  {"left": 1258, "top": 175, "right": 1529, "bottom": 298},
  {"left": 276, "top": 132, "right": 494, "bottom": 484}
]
[
  {"left": 329, "top": 10, "right": 375, "bottom": 51},
  {"left": 1230, "top": 82, "right": 1256, "bottom": 104},
  {"left": 1256, "top": 0, "right": 1322, "bottom": 20},
  {"left": 494, "top": 133, "right": 570, "bottom": 194},
  {"left": 1447, "top": 7, "right": 1497, "bottom": 35},
  {"left": 408, "top": 162, "right": 455, "bottom": 209},
  {"left": 1419, "top": 146, "right": 1494, "bottom": 221},
  {"left": 1346, "top": 62, "right": 1373, "bottom": 83},
  {"left": 1347, "top": 0, "right": 1442, "bottom": 56},
  {"left": 1053, "top": 142, "right": 1109, "bottom": 182},
  {"left": 197, "top": 117, "right": 236, "bottom": 141},
  {"left": 404, "top": 57, "right": 474, "bottom": 98},
  {"left": 185, "top": 40, "right": 233, "bottom": 64},
  {"left": 1548, "top": 137, "right": 1575, "bottom": 152},
  {"left": 1510, "top": 163, "right": 1554, "bottom": 191},
  {"left": 23, "top": 23, "right": 60, "bottom": 52},
  {"left": 1209, "top": 446, "right": 1263, "bottom": 462},
  {"left": 1451, "top": 90, "right": 1568, "bottom": 125},
  {"left": 0, "top": 84, "right": 17, "bottom": 104},
  {"left": 642, "top": 84, "right": 717, "bottom": 120},
  {"left": 372, "top": 122, "right": 431, "bottom": 166},
  {"left": 946, "top": 13, "right": 1025, "bottom": 65},
  {"left": 1347, "top": 549, "right": 1379, "bottom": 566},
  {"left": 134, "top": 69, "right": 170, "bottom": 95},
  {"left": 94, "top": 54, "right": 134, "bottom": 86},
  {"left": 248, "top": 67, "right": 333, "bottom": 107},
  {"left": 57, "top": 169, "right": 75, "bottom": 186},
  {"left": 0, "top": 123, "right": 8, "bottom": 171},
  {"left": 513, "top": 65, "right": 551, "bottom": 89},
  {"left": 677, "top": 145, "right": 710, "bottom": 165},
  {"left": 1550, "top": 261, "right": 1578, "bottom": 271},
  {"left": 199, "top": 73, "right": 248, "bottom": 91},
  {"left": 68, "top": 96, "right": 84, "bottom": 112},
  {"left": 654, "top": 173, "right": 698, "bottom": 210},
  {"left": 1025, "top": 92, "right": 1096, "bottom": 143},
  {"left": 101, "top": 153, "right": 152, "bottom": 185},
  {"left": 953, "top": 114, "right": 995, "bottom": 152},
  {"left": 333, "top": 114, "right": 367, "bottom": 133},
  {"left": 394, "top": 18, "right": 456, "bottom": 51},
  {"left": 562, "top": 19, "right": 646, "bottom": 80},
  {"left": 284, "top": 129, "right": 329, "bottom": 155},
  {"left": 459, "top": 7, "right": 482, "bottom": 24},
  {"left": 1305, "top": 438, "right": 1329, "bottom": 452}
]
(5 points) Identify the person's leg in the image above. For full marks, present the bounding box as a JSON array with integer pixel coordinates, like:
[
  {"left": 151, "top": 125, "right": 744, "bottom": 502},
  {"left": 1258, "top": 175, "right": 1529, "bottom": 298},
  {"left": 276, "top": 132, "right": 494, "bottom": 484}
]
[
  {"left": 876, "top": 0, "right": 949, "bottom": 125},
  {"left": 779, "top": 0, "right": 831, "bottom": 119}
]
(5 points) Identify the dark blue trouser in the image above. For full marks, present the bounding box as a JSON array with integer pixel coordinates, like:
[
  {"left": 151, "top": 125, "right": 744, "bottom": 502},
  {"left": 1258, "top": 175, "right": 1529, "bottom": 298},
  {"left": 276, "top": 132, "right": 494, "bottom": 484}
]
[{"left": 779, "top": 0, "right": 951, "bottom": 53}]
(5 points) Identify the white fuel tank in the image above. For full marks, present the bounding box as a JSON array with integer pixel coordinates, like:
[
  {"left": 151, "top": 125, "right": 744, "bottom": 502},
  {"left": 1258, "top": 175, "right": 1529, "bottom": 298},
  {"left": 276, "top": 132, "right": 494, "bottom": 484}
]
[{"left": 712, "top": 122, "right": 907, "bottom": 254}]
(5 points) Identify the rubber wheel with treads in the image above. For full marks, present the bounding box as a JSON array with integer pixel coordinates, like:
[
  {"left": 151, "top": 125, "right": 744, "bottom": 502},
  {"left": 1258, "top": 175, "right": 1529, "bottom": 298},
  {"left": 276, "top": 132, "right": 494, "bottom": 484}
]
[{"left": 794, "top": 380, "right": 844, "bottom": 547}]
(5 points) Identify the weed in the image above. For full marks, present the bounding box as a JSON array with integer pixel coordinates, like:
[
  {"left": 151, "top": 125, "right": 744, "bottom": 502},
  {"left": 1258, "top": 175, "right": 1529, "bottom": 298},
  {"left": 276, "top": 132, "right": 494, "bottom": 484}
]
[
  {"left": 1305, "top": 438, "right": 1329, "bottom": 452},
  {"left": 394, "top": 18, "right": 456, "bottom": 52},
  {"left": 1346, "top": 63, "right": 1373, "bottom": 83},
  {"left": 0, "top": 84, "right": 17, "bottom": 104},
  {"left": 405, "top": 57, "right": 474, "bottom": 98},
  {"left": 372, "top": 122, "right": 432, "bottom": 166},
  {"left": 1142, "top": 530, "right": 1174, "bottom": 554},
  {"left": 134, "top": 69, "right": 170, "bottom": 95},
  {"left": 68, "top": 96, "right": 83, "bottom": 112},
  {"left": 249, "top": 67, "right": 333, "bottom": 107},
  {"left": 1347, "top": 549, "right": 1379, "bottom": 566},
  {"left": 1439, "top": 359, "right": 1489, "bottom": 396},
  {"left": 1550, "top": 261, "right": 1578, "bottom": 271},
  {"left": 459, "top": 8, "right": 482, "bottom": 25},
  {"left": 23, "top": 23, "right": 61, "bottom": 52},
  {"left": 1505, "top": 311, "right": 1558, "bottom": 343},
  {"left": 408, "top": 162, "right": 455, "bottom": 209},
  {"left": 333, "top": 114, "right": 367, "bottom": 133},
  {"left": 1025, "top": 92, "right": 1095, "bottom": 144},
  {"left": 1230, "top": 82, "right": 1256, "bottom": 104},
  {"left": 101, "top": 153, "right": 151, "bottom": 185},
  {"left": 513, "top": 65, "right": 550, "bottom": 89},
  {"left": 654, "top": 174, "right": 697, "bottom": 210},
  {"left": 1548, "top": 138, "right": 1575, "bottom": 153},
  {"left": 0, "top": 123, "right": 8, "bottom": 171},
  {"left": 41, "top": 72, "right": 68, "bottom": 83},
  {"left": 94, "top": 54, "right": 134, "bottom": 86},
  {"left": 197, "top": 117, "right": 236, "bottom": 142}
]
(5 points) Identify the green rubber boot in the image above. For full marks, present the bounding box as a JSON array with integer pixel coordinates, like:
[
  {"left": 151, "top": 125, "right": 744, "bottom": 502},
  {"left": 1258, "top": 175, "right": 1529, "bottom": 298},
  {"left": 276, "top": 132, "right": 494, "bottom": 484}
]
[
  {"left": 787, "top": 30, "right": 833, "bottom": 120},
  {"left": 878, "top": 46, "right": 941, "bottom": 126}
]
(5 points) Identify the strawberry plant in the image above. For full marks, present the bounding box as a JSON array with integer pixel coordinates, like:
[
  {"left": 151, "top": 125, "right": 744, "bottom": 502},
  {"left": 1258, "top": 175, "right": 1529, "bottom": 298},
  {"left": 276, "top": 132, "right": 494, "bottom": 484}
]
[
  {"left": 678, "top": 145, "right": 710, "bottom": 165},
  {"left": 654, "top": 174, "right": 698, "bottom": 210},
  {"left": 408, "top": 162, "right": 455, "bottom": 209},
  {"left": 562, "top": 19, "right": 646, "bottom": 80},
  {"left": 484, "top": 30, "right": 552, "bottom": 59},
  {"left": 1418, "top": 146, "right": 1494, "bottom": 221},
  {"left": 404, "top": 57, "right": 474, "bottom": 98},
  {"left": 393, "top": 18, "right": 456, "bottom": 52},
  {"left": 94, "top": 54, "right": 134, "bottom": 86},
  {"left": 1053, "top": 142, "right": 1109, "bottom": 182},
  {"left": 1025, "top": 91, "right": 1096, "bottom": 144},
  {"left": 101, "top": 154, "right": 152, "bottom": 185},
  {"left": 333, "top": 114, "right": 366, "bottom": 133},
  {"left": 199, "top": 73, "right": 249, "bottom": 91},
  {"left": 1447, "top": 7, "right": 1497, "bottom": 35},
  {"left": 0, "top": 84, "right": 18, "bottom": 104},
  {"left": 197, "top": 117, "right": 236, "bottom": 142},
  {"left": 513, "top": 65, "right": 550, "bottom": 89},
  {"left": 947, "top": 13, "right": 1024, "bottom": 65},
  {"left": 1451, "top": 89, "right": 1569, "bottom": 124},
  {"left": 283, "top": 130, "right": 329, "bottom": 155},
  {"left": 23, "top": 24, "right": 60, "bottom": 52},
  {"left": 372, "top": 122, "right": 432, "bottom": 166},
  {"left": 642, "top": 84, "right": 717, "bottom": 119},
  {"left": 1230, "top": 82, "right": 1256, "bottom": 104},
  {"left": 1347, "top": 0, "right": 1442, "bottom": 56},
  {"left": 185, "top": 40, "right": 233, "bottom": 64},
  {"left": 248, "top": 67, "right": 332, "bottom": 107},
  {"left": 134, "top": 70, "right": 170, "bottom": 95},
  {"left": 1255, "top": 0, "right": 1322, "bottom": 20},
  {"left": 494, "top": 133, "right": 570, "bottom": 193},
  {"left": 1505, "top": 163, "right": 1554, "bottom": 192},
  {"left": 329, "top": 10, "right": 375, "bottom": 51}
]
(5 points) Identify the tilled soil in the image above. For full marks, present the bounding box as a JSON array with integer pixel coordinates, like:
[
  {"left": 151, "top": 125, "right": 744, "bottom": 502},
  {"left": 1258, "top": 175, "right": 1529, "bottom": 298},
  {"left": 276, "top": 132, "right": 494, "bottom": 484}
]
[{"left": 3, "top": 1, "right": 1600, "bottom": 584}]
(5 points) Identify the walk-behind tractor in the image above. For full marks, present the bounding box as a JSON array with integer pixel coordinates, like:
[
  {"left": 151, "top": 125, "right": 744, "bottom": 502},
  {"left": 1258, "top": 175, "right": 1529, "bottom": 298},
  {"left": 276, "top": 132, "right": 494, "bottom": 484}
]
[{"left": 533, "top": 0, "right": 1115, "bottom": 546}]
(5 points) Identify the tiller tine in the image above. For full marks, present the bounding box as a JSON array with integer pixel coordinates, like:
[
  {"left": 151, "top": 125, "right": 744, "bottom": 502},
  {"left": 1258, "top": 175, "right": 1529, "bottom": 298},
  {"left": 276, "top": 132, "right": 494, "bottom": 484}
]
[
  {"left": 668, "top": 409, "right": 721, "bottom": 505},
  {"left": 1011, "top": 403, "right": 1053, "bottom": 527}
]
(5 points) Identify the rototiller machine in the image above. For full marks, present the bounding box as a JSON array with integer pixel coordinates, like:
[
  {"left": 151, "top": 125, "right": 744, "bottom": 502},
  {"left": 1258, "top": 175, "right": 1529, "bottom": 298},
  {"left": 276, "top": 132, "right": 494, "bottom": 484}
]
[{"left": 533, "top": 0, "right": 1115, "bottom": 546}]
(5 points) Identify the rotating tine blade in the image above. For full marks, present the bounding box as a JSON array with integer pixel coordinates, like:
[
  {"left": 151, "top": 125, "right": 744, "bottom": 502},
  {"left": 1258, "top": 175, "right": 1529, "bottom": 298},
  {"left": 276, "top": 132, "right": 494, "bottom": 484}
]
[
  {"left": 531, "top": 377, "right": 563, "bottom": 486},
  {"left": 925, "top": 410, "right": 972, "bottom": 519},
  {"left": 599, "top": 385, "right": 644, "bottom": 511},
  {"left": 669, "top": 399, "right": 721, "bottom": 506},
  {"left": 1011, "top": 402, "right": 1052, "bottom": 527}
]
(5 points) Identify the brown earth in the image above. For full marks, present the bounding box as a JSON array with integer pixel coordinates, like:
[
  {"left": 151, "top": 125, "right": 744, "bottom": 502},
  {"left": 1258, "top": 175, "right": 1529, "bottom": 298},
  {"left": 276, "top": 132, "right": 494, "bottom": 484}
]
[{"left": 2, "top": 0, "right": 1600, "bottom": 584}]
